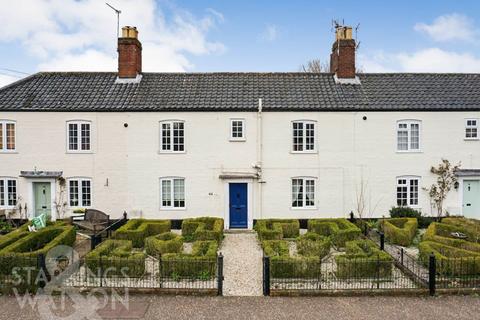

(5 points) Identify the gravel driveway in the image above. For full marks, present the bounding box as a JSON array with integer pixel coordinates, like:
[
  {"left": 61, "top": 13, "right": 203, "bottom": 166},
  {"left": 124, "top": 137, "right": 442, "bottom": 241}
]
[{"left": 220, "top": 232, "right": 263, "bottom": 296}]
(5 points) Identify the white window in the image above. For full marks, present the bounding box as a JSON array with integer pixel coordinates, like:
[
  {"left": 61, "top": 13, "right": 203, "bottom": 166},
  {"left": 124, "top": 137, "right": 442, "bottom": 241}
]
[
  {"left": 0, "top": 120, "right": 16, "bottom": 152},
  {"left": 0, "top": 178, "right": 17, "bottom": 208},
  {"left": 67, "top": 121, "right": 91, "bottom": 152},
  {"left": 396, "top": 176, "right": 420, "bottom": 207},
  {"left": 230, "top": 119, "right": 245, "bottom": 141},
  {"left": 291, "top": 177, "right": 316, "bottom": 208},
  {"left": 160, "top": 121, "right": 185, "bottom": 152},
  {"left": 160, "top": 177, "right": 185, "bottom": 209},
  {"left": 292, "top": 121, "right": 316, "bottom": 152},
  {"left": 465, "top": 119, "right": 478, "bottom": 140},
  {"left": 68, "top": 178, "right": 92, "bottom": 207},
  {"left": 397, "top": 120, "right": 421, "bottom": 152}
]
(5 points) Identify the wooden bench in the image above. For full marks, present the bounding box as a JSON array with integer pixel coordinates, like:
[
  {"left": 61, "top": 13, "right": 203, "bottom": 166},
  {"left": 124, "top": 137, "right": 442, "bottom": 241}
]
[{"left": 71, "top": 209, "right": 110, "bottom": 233}]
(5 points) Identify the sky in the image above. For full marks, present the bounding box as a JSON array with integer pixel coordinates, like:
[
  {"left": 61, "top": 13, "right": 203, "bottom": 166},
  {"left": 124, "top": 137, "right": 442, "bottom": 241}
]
[{"left": 1, "top": 0, "right": 480, "bottom": 87}]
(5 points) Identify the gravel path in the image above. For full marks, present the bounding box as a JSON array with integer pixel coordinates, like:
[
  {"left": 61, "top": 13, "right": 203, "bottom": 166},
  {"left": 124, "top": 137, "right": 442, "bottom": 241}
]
[{"left": 220, "top": 233, "right": 263, "bottom": 296}]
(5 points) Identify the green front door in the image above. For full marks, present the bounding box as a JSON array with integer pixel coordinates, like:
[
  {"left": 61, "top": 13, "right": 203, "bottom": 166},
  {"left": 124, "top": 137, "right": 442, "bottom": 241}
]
[
  {"left": 34, "top": 182, "right": 51, "bottom": 218},
  {"left": 463, "top": 180, "right": 480, "bottom": 218}
]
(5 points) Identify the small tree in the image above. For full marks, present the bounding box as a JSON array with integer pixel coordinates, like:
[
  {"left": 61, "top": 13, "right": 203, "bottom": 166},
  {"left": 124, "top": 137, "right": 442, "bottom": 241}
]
[
  {"left": 299, "top": 59, "right": 330, "bottom": 73},
  {"left": 423, "top": 159, "right": 461, "bottom": 217}
]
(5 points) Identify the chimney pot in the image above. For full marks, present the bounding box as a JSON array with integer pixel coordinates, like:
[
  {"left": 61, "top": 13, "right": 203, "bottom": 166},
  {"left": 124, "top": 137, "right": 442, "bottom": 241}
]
[{"left": 330, "top": 25, "right": 356, "bottom": 79}]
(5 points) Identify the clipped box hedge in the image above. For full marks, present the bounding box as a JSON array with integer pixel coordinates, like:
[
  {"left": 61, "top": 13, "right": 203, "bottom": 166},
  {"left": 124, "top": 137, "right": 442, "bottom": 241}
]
[
  {"left": 442, "top": 217, "right": 480, "bottom": 243},
  {"left": 85, "top": 239, "right": 146, "bottom": 278},
  {"left": 419, "top": 241, "right": 480, "bottom": 275},
  {"left": 296, "top": 232, "right": 331, "bottom": 258},
  {"left": 161, "top": 240, "right": 218, "bottom": 279},
  {"left": 255, "top": 219, "right": 300, "bottom": 240},
  {"left": 380, "top": 218, "right": 418, "bottom": 247},
  {"left": 335, "top": 239, "right": 393, "bottom": 278},
  {"left": 423, "top": 222, "right": 480, "bottom": 253},
  {"left": 181, "top": 217, "right": 224, "bottom": 242},
  {"left": 113, "top": 219, "right": 171, "bottom": 247},
  {"left": 145, "top": 232, "right": 183, "bottom": 256},
  {"left": 308, "top": 219, "right": 361, "bottom": 247}
]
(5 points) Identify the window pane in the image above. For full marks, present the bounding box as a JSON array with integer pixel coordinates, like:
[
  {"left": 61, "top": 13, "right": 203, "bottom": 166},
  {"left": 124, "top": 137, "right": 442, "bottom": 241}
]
[
  {"left": 305, "top": 123, "right": 315, "bottom": 150},
  {"left": 6, "top": 123, "right": 15, "bottom": 150},
  {"left": 397, "top": 127, "right": 408, "bottom": 150},
  {"left": 410, "top": 123, "right": 419, "bottom": 149},
  {"left": 81, "top": 123, "right": 90, "bottom": 150},
  {"left": 232, "top": 120, "right": 243, "bottom": 138},
  {"left": 161, "top": 180, "right": 172, "bottom": 207},
  {"left": 81, "top": 180, "right": 91, "bottom": 207},
  {"left": 293, "top": 122, "right": 304, "bottom": 151},
  {"left": 162, "top": 123, "right": 171, "bottom": 151},
  {"left": 173, "top": 122, "right": 184, "bottom": 152},
  {"left": 69, "top": 180, "right": 79, "bottom": 206},
  {"left": 0, "top": 123, "right": 3, "bottom": 150},
  {"left": 409, "top": 179, "right": 418, "bottom": 206},
  {"left": 305, "top": 179, "right": 315, "bottom": 206},
  {"left": 292, "top": 178, "right": 303, "bottom": 207},
  {"left": 396, "top": 179, "right": 407, "bottom": 206},
  {"left": 173, "top": 179, "right": 185, "bottom": 208},
  {"left": 0, "top": 179, "right": 4, "bottom": 206},
  {"left": 69, "top": 123, "right": 78, "bottom": 150},
  {"left": 7, "top": 180, "right": 16, "bottom": 206}
]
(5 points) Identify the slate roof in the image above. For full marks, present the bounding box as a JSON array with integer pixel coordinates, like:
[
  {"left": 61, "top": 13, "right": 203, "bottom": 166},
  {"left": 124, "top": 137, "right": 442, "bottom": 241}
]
[{"left": 1, "top": 72, "right": 480, "bottom": 112}]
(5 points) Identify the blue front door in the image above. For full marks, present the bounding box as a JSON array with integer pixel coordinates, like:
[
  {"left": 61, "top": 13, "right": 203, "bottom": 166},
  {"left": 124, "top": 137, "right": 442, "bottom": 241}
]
[{"left": 229, "top": 183, "right": 248, "bottom": 228}]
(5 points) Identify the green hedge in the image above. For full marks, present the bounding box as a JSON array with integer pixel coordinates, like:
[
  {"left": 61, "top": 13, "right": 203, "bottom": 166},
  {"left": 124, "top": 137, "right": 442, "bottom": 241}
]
[
  {"left": 335, "top": 239, "right": 393, "bottom": 278},
  {"left": 161, "top": 240, "right": 218, "bottom": 279},
  {"left": 0, "top": 225, "right": 76, "bottom": 275},
  {"left": 85, "top": 240, "right": 146, "bottom": 277},
  {"left": 296, "top": 232, "right": 331, "bottom": 258},
  {"left": 308, "top": 219, "right": 361, "bottom": 247},
  {"left": 380, "top": 218, "right": 418, "bottom": 247},
  {"left": 113, "top": 219, "right": 171, "bottom": 247},
  {"left": 423, "top": 222, "right": 480, "bottom": 253},
  {"left": 270, "top": 256, "right": 320, "bottom": 278},
  {"left": 145, "top": 232, "right": 183, "bottom": 256},
  {"left": 181, "top": 217, "right": 224, "bottom": 243},
  {"left": 442, "top": 217, "right": 480, "bottom": 243},
  {"left": 419, "top": 241, "right": 480, "bottom": 275},
  {"left": 254, "top": 219, "right": 300, "bottom": 240}
]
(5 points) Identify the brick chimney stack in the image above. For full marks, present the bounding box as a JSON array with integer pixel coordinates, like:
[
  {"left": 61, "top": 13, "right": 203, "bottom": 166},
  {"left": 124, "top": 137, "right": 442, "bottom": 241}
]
[
  {"left": 330, "top": 26, "right": 356, "bottom": 79},
  {"left": 118, "top": 26, "right": 142, "bottom": 78}
]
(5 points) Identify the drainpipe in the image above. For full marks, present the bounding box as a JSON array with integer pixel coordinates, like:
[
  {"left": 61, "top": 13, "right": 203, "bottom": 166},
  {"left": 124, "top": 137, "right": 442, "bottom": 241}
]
[{"left": 257, "top": 98, "right": 264, "bottom": 219}]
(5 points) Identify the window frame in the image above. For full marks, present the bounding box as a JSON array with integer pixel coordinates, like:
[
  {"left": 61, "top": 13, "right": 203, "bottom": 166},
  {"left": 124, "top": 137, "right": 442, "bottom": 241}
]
[
  {"left": 0, "top": 120, "right": 16, "bottom": 153},
  {"left": 465, "top": 118, "right": 479, "bottom": 140},
  {"left": 67, "top": 177, "right": 93, "bottom": 208},
  {"left": 0, "top": 177, "right": 17, "bottom": 209},
  {"left": 291, "top": 176, "right": 317, "bottom": 209},
  {"left": 396, "top": 120, "right": 422, "bottom": 153},
  {"left": 159, "top": 177, "right": 186, "bottom": 210},
  {"left": 229, "top": 118, "right": 246, "bottom": 141},
  {"left": 396, "top": 176, "right": 421, "bottom": 208},
  {"left": 66, "top": 120, "right": 93, "bottom": 153},
  {"left": 291, "top": 120, "right": 317, "bottom": 154},
  {"left": 159, "top": 120, "right": 186, "bottom": 153}
]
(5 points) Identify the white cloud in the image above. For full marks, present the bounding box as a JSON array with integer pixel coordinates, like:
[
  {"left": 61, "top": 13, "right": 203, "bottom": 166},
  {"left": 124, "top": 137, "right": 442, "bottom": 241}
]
[
  {"left": 0, "top": 0, "right": 225, "bottom": 78},
  {"left": 0, "top": 74, "right": 21, "bottom": 89},
  {"left": 259, "top": 24, "right": 279, "bottom": 42},
  {"left": 414, "top": 13, "right": 477, "bottom": 42}
]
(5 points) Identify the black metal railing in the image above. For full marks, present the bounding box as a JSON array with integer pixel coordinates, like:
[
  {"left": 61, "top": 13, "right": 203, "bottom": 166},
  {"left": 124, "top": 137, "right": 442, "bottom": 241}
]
[{"left": 90, "top": 213, "right": 128, "bottom": 250}]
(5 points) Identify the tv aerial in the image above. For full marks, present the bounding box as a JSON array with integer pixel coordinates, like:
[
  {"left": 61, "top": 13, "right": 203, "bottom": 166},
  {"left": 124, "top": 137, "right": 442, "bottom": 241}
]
[{"left": 106, "top": 2, "right": 122, "bottom": 38}]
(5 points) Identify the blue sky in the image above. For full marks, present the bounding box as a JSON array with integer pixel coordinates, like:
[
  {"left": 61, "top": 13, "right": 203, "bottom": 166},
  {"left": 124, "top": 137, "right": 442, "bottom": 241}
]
[{"left": 1, "top": 0, "right": 480, "bottom": 86}]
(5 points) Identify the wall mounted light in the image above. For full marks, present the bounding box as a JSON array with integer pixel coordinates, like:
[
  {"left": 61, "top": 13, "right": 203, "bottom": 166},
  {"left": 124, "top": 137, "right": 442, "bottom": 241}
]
[{"left": 454, "top": 181, "right": 459, "bottom": 190}]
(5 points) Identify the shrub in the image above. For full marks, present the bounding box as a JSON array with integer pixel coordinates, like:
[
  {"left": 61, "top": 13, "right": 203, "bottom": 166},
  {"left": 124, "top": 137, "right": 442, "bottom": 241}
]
[
  {"left": 442, "top": 217, "right": 480, "bottom": 242},
  {"left": 113, "top": 219, "right": 171, "bottom": 247},
  {"left": 423, "top": 222, "right": 480, "bottom": 252},
  {"left": 181, "top": 217, "right": 224, "bottom": 243},
  {"left": 380, "top": 218, "right": 418, "bottom": 246},
  {"left": 145, "top": 232, "right": 183, "bottom": 256},
  {"left": 389, "top": 206, "right": 432, "bottom": 228},
  {"left": 161, "top": 240, "right": 218, "bottom": 279},
  {"left": 296, "top": 233, "right": 331, "bottom": 258},
  {"left": 335, "top": 239, "right": 393, "bottom": 278},
  {"left": 85, "top": 240, "right": 146, "bottom": 277},
  {"left": 418, "top": 241, "right": 480, "bottom": 275},
  {"left": 254, "top": 219, "right": 300, "bottom": 240},
  {"left": 308, "top": 219, "right": 361, "bottom": 247},
  {"left": 270, "top": 256, "right": 320, "bottom": 278},
  {"left": 261, "top": 240, "right": 289, "bottom": 257}
]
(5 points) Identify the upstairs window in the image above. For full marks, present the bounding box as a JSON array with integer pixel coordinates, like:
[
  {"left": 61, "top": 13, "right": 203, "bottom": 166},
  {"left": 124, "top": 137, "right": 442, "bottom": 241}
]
[
  {"left": 160, "top": 121, "right": 185, "bottom": 152},
  {"left": 68, "top": 178, "right": 92, "bottom": 207},
  {"left": 397, "top": 120, "right": 421, "bottom": 152},
  {"left": 160, "top": 177, "right": 185, "bottom": 209},
  {"left": 465, "top": 119, "right": 478, "bottom": 140},
  {"left": 291, "top": 177, "right": 316, "bottom": 208},
  {"left": 0, "top": 178, "right": 17, "bottom": 208},
  {"left": 230, "top": 119, "right": 245, "bottom": 141},
  {"left": 292, "top": 121, "right": 316, "bottom": 152},
  {"left": 67, "top": 121, "right": 91, "bottom": 152},
  {"left": 0, "top": 120, "right": 16, "bottom": 152},
  {"left": 396, "top": 176, "right": 420, "bottom": 207}
]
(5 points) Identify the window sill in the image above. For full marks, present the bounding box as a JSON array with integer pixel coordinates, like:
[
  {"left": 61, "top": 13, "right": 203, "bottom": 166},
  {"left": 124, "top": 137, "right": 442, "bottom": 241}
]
[
  {"left": 0, "top": 151, "right": 18, "bottom": 154},
  {"left": 396, "top": 150, "right": 423, "bottom": 154},
  {"left": 290, "top": 151, "right": 318, "bottom": 155},
  {"left": 290, "top": 207, "right": 317, "bottom": 210},
  {"left": 464, "top": 138, "right": 479, "bottom": 141},
  {"left": 160, "top": 207, "right": 187, "bottom": 211},
  {"left": 66, "top": 151, "right": 94, "bottom": 154},
  {"left": 229, "top": 138, "right": 246, "bottom": 142},
  {"left": 158, "top": 151, "right": 187, "bottom": 154}
]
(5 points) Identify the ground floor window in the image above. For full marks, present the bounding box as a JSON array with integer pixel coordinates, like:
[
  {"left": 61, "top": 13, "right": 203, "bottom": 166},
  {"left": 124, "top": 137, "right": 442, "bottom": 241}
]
[
  {"left": 68, "top": 178, "right": 92, "bottom": 207},
  {"left": 291, "top": 177, "right": 315, "bottom": 208},
  {"left": 160, "top": 177, "right": 185, "bottom": 209},
  {"left": 0, "top": 178, "right": 17, "bottom": 207},
  {"left": 396, "top": 176, "right": 419, "bottom": 207}
]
